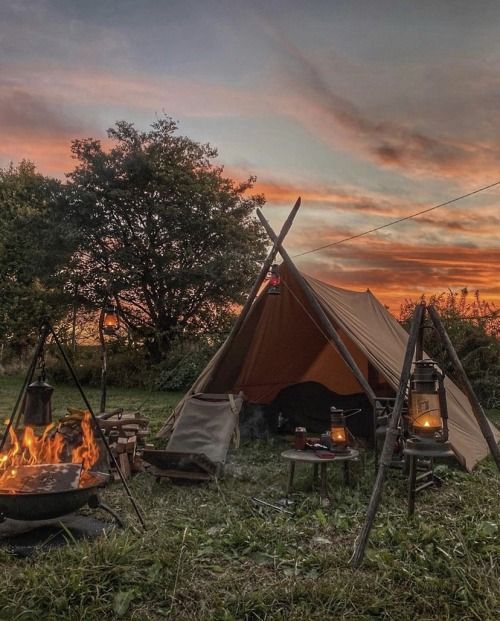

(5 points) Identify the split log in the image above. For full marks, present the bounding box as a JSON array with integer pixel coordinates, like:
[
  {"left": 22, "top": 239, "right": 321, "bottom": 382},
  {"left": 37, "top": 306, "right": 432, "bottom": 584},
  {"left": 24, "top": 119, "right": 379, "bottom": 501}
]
[
  {"left": 118, "top": 453, "right": 131, "bottom": 479},
  {"left": 98, "top": 410, "right": 151, "bottom": 478}
]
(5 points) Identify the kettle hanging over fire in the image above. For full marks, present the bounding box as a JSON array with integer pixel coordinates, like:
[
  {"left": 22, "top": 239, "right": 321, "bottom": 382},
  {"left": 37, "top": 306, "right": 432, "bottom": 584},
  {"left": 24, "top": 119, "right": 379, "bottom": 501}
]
[{"left": 23, "top": 349, "right": 53, "bottom": 426}]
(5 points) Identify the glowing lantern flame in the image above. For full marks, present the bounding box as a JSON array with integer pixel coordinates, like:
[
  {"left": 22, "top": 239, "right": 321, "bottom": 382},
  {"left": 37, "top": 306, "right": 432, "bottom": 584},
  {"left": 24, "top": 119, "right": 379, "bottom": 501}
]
[
  {"left": 102, "top": 306, "right": 120, "bottom": 335},
  {"left": 330, "top": 407, "right": 349, "bottom": 448}
]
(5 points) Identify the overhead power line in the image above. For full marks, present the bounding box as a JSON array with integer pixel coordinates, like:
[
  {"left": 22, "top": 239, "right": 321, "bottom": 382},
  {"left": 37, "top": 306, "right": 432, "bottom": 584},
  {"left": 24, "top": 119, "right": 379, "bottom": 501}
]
[{"left": 293, "top": 179, "right": 500, "bottom": 259}]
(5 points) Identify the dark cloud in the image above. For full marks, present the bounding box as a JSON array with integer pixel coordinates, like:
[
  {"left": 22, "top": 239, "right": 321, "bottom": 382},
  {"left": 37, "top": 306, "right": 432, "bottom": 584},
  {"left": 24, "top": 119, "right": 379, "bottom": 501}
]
[
  {"left": 275, "top": 36, "right": 500, "bottom": 180},
  {"left": 0, "top": 88, "right": 82, "bottom": 138}
]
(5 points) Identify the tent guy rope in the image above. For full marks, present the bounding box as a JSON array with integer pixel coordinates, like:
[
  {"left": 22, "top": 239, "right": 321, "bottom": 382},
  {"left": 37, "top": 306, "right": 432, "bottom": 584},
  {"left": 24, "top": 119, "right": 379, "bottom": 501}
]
[{"left": 292, "top": 179, "right": 500, "bottom": 258}]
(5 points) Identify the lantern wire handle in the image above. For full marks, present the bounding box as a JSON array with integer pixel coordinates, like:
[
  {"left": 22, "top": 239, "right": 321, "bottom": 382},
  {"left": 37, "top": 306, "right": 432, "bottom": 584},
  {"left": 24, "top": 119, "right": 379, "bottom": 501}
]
[{"left": 342, "top": 408, "right": 362, "bottom": 419}]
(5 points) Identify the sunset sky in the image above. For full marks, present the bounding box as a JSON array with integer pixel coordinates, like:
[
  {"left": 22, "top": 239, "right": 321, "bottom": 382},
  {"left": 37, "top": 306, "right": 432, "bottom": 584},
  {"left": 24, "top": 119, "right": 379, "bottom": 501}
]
[{"left": 1, "top": 0, "right": 500, "bottom": 311}]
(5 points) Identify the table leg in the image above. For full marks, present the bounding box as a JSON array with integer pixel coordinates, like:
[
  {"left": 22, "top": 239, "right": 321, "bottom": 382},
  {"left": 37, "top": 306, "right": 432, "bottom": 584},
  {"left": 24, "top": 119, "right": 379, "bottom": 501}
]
[
  {"left": 343, "top": 460, "right": 350, "bottom": 486},
  {"left": 313, "top": 463, "right": 319, "bottom": 488},
  {"left": 320, "top": 463, "right": 328, "bottom": 505},
  {"left": 408, "top": 455, "right": 417, "bottom": 517},
  {"left": 286, "top": 462, "right": 295, "bottom": 498}
]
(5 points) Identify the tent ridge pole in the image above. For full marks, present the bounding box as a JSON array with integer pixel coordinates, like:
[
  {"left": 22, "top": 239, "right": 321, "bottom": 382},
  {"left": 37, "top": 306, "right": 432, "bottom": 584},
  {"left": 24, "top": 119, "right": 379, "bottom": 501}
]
[{"left": 256, "top": 208, "right": 376, "bottom": 406}]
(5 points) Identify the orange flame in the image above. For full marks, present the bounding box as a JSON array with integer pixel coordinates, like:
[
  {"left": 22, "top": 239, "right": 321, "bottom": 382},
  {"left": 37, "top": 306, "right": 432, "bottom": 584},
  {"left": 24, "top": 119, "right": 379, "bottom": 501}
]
[
  {"left": 0, "top": 412, "right": 100, "bottom": 492},
  {"left": 71, "top": 413, "right": 100, "bottom": 471}
]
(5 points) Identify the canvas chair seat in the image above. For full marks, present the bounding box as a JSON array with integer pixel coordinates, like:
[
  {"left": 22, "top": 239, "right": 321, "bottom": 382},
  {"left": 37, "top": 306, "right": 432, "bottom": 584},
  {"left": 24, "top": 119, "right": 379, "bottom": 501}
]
[
  {"left": 166, "top": 393, "right": 243, "bottom": 466},
  {"left": 144, "top": 393, "right": 243, "bottom": 482}
]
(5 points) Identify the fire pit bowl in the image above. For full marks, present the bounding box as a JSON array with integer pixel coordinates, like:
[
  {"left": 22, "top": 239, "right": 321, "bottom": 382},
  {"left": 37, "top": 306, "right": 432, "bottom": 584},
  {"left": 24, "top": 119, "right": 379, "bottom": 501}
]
[{"left": 0, "top": 472, "right": 109, "bottom": 522}]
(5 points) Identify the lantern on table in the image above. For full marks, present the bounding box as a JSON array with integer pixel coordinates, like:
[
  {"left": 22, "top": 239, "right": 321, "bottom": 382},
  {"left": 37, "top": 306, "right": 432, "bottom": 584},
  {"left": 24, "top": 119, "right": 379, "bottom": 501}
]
[{"left": 330, "top": 407, "right": 349, "bottom": 453}]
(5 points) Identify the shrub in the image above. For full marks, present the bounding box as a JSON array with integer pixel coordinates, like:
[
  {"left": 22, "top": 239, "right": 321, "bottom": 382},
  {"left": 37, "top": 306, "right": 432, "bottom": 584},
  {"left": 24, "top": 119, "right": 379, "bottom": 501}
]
[
  {"left": 47, "top": 344, "right": 151, "bottom": 388},
  {"left": 154, "top": 335, "right": 223, "bottom": 391}
]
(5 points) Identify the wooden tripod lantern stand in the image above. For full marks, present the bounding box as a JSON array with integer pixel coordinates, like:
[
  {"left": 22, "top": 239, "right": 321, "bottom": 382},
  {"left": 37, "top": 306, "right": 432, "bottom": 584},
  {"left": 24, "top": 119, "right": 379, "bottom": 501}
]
[
  {"left": 99, "top": 295, "right": 120, "bottom": 414},
  {"left": 350, "top": 302, "right": 500, "bottom": 567}
]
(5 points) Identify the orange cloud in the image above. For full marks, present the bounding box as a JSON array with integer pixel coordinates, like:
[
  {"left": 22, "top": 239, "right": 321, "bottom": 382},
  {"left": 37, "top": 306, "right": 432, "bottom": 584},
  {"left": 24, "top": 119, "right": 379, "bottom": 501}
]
[
  {"left": 231, "top": 172, "right": 500, "bottom": 245},
  {"left": 0, "top": 136, "right": 74, "bottom": 175},
  {"left": 297, "top": 239, "right": 500, "bottom": 311},
  {"left": 1, "top": 63, "right": 269, "bottom": 120},
  {"left": 234, "top": 171, "right": 500, "bottom": 309},
  {"left": 2, "top": 61, "right": 498, "bottom": 314},
  {"left": 0, "top": 64, "right": 271, "bottom": 175}
]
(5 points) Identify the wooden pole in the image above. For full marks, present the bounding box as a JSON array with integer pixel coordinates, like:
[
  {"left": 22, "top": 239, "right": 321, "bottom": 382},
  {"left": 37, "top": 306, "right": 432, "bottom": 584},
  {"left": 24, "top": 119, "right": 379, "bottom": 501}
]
[
  {"left": 47, "top": 320, "right": 147, "bottom": 529},
  {"left": 199, "top": 197, "right": 301, "bottom": 388},
  {"left": 350, "top": 303, "right": 425, "bottom": 567},
  {"left": 416, "top": 313, "right": 424, "bottom": 362},
  {"left": 98, "top": 306, "right": 108, "bottom": 413},
  {"left": 427, "top": 304, "right": 500, "bottom": 471},
  {"left": 256, "top": 209, "right": 377, "bottom": 405}
]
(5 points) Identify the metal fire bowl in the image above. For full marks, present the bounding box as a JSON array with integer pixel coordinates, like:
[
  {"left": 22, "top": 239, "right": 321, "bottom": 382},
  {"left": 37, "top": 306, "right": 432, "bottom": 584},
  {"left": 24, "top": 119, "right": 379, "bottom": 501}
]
[{"left": 0, "top": 473, "right": 109, "bottom": 522}]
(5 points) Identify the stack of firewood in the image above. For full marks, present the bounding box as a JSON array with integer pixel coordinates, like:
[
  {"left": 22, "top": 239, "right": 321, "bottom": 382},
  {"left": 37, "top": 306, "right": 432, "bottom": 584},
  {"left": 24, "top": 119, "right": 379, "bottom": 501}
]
[{"left": 97, "top": 410, "right": 151, "bottom": 479}]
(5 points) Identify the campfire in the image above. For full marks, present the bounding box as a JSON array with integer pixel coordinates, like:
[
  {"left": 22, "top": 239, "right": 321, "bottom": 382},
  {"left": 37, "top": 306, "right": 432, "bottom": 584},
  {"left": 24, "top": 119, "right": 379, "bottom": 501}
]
[
  {"left": 0, "top": 412, "right": 100, "bottom": 494},
  {"left": 0, "top": 319, "right": 144, "bottom": 528}
]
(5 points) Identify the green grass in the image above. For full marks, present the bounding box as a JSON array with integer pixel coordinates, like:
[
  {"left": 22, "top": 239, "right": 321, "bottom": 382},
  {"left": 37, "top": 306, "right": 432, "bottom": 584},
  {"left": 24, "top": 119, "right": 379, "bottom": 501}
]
[{"left": 0, "top": 376, "right": 499, "bottom": 620}]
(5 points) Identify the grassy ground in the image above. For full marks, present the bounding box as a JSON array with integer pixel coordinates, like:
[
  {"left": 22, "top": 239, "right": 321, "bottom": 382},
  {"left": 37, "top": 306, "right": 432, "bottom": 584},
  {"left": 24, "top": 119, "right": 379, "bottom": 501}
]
[{"left": 0, "top": 376, "right": 498, "bottom": 621}]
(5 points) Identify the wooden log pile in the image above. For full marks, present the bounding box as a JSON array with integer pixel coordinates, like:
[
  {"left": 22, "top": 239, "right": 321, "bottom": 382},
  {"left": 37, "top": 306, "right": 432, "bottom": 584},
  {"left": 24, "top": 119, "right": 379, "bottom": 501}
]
[{"left": 97, "top": 410, "right": 152, "bottom": 480}]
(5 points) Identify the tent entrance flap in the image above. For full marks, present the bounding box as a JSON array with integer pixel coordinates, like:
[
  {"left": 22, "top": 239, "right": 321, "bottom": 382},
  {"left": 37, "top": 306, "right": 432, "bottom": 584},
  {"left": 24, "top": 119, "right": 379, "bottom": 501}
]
[{"left": 270, "top": 381, "right": 373, "bottom": 438}]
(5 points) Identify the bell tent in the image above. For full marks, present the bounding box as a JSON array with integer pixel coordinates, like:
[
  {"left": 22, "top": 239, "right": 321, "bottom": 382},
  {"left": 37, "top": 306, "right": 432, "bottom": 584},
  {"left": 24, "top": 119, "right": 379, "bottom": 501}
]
[
  {"left": 159, "top": 202, "right": 499, "bottom": 472},
  {"left": 159, "top": 260, "right": 499, "bottom": 471}
]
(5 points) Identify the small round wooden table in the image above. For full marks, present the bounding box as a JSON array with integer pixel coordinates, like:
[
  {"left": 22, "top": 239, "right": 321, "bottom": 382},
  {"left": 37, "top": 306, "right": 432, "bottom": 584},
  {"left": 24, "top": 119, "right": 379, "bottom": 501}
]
[{"left": 281, "top": 448, "right": 359, "bottom": 504}]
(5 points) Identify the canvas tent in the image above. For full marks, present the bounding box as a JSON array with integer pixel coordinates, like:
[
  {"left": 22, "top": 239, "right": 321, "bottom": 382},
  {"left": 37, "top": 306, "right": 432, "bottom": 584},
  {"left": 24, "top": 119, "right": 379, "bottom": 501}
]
[{"left": 159, "top": 262, "right": 500, "bottom": 472}]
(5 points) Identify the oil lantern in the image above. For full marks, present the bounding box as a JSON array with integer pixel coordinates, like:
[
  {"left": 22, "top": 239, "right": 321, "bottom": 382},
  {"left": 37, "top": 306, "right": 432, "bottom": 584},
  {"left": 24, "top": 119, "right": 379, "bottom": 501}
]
[
  {"left": 404, "top": 359, "right": 454, "bottom": 516},
  {"left": 405, "top": 359, "right": 453, "bottom": 458},
  {"left": 102, "top": 304, "right": 120, "bottom": 336},
  {"left": 330, "top": 406, "right": 349, "bottom": 452},
  {"left": 408, "top": 359, "right": 446, "bottom": 441},
  {"left": 268, "top": 264, "right": 281, "bottom": 295}
]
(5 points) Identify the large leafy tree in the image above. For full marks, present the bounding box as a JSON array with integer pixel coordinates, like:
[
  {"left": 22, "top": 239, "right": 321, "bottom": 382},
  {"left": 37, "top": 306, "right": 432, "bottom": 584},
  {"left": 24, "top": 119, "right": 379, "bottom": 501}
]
[
  {"left": 66, "top": 118, "right": 267, "bottom": 362},
  {"left": 0, "top": 161, "right": 73, "bottom": 354}
]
